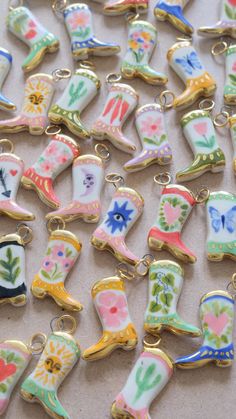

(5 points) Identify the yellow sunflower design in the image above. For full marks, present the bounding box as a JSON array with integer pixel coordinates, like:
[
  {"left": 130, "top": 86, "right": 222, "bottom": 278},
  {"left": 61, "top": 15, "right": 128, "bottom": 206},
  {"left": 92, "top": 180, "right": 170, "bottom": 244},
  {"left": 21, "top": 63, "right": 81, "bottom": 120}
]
[
  {"left": 32, "top": 334, "right": 79, "bottom": 390},
  {"left": 23, "top": 77, "right": 51, "bottom": 115}
]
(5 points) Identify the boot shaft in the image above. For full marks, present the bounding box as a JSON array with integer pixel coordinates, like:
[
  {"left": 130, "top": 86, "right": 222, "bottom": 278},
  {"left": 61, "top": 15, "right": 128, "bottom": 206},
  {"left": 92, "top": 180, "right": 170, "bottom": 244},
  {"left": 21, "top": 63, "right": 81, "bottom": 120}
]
[
  {"left": 200, "top": 290, "right": 234, "bottom": 350},
  {"left": 0, "top": 233, "right": 26, "bottom": 293},
  {"left": 220, "top": 0, "right": 236, "bottom": 22},
  {"left": 0, "top": 154, "right": 24, "bottom": 201},
  {"left": 154, "top": 184, "right": 196, "bottom": 233},
  {"left": 64, "top": 3, "right": 94, "bottom": 44},
  {"left": 146, "top": 260, "right": 183, "bottom": 316},
  {"left": 54, "top": 68, "right": 100, "bottom": 113},
  {"left": 167, "top": 41, "right": 205, "bottom": 83},
  {"left": 0, "top": 340, "right": 31, "bottom": 412},
  {"left": 123, "top": 20, "right": 157, "bottom": 67},
  {"left": 117, "top": 347, "right": 173, "bottom": 412},
  {"left": 99, "top": 186, "right": 144, "bottom": 237},
  {"left": 31, "top": 133, "right": 79, "bottom": 180},
  {"left": 181, "top": 110, "right": 219, "bottom": 154},
  {"left": 26, "top": 331, "right": 80, "bottom": 391},
  {"left": 0, "top": 48, "right": 12, "bottom": 88},
  {"left": 72, "top": 155, "right": 104, "bottom": 202},
  {"left": 135, "top": 104, "right": 170, "bottom": 151},
  {"left": 7, "top": 6, "right": 51, "bottom": 47},
  {"left": 36, "top": 229, "right": 81, "bottom": 285},
  {"left": 224, "top": 45, "right": 236, "bottom": 100},
  {"left": 92, "top": 276, "right": 133, "bottom": 332},
  {"left": 21, "top": 73, "right": 55, "bottom": 118},
  {"left": 97, "top": 83, "right": 138, "bottom": 128},
  {"left": 229, "top": 115, "right": 236, "bottom": 157},
  {"left": 206, "top": 191, "right": 236, "bottom": 246}
]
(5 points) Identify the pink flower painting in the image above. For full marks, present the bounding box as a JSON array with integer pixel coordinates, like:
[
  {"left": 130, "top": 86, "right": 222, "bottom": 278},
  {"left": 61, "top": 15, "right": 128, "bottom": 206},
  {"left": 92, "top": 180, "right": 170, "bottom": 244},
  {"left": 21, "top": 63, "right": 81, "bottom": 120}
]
[
  {"left": 141, "top": 116, "right": 163, "bottom": 137},
  {"left": 97, "top": 291, "right": 128, "bottom": 328}
]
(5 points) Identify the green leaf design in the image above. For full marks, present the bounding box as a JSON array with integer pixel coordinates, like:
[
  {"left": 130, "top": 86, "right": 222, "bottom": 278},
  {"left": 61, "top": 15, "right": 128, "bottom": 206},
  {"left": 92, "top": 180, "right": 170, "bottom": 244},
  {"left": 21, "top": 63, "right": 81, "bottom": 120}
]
[
  {"left": 7, "top": 353, "right": 14, "bottom": 363},
  {"left": 221, "top": 335, "right": 229, "bottom": 344},
  {"left": 41, "top": 269, "right": 51, "bottom": 280},
  {"left": 229, "top": 74, "right": 236, "bottom": 86},
  {"left": 0, "top": 383, "right": 7, "bottom": 393},
  {"left": 160, "top": 134, "right": 167, "bottom": 143},
  {"left": 68, "top": 81, "right": 87, "bottom": 107},
  {"left": 149, "top": 272, "right": 157, "bottom": 281},
  {"left": 143, "top": 137, "right": 158, "bottom": 146},
  {"left": 152, "top": 283, "right": 163, "bottom": 296},
  {"left": 225, "top": 4, "right": 236, "bottom": 19},
  {"left": 12, "top": 13, "right": 28, "bottom": 35},
  {"left": 71, "top": 27, "right": 90, "bottom": 39},
  {"left": 162, "top": 273, "right": 175, "bottom": 287},
  {"left": 149, "top": 301, "right": 162, "bottom": 312},
  {"left": 66, "top": 248, "right": 72, "bottom": 257},
  {"left": 160, "top": 292, "right": 173, "bottom": 307},
  {"left": 0, "top": 248, "right": 21, "bottom": 284}
]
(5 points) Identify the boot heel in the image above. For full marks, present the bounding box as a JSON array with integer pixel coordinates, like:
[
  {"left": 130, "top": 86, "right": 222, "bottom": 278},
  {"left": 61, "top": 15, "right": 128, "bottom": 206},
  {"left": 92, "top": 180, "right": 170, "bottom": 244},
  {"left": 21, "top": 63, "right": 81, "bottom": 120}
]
[
  {"left": 20, "top": 389, "right": 36, "bottom": 403},
  {"left": 202, "top": 83, "right": 217, "bottom": 97},
  {"left": 215, "top": 359, "right": 233, "bottom": 368},
  {"left": 148, "top": 236, "right": 164, "bottom": 251},
  {"left": 123, "top": 338, "right": 138, "bottom": 351},
  {"left": 10, "top": 295, "right": 27, "bottom": 307},
  {"left": 91, "top": 235, "right": 107, "bottom": 250},
  {"left": 29, "top": 126, "right": 45, "bottom": 135},
  {"left": 31, "top": 286, "right": 47, "bottom": 299},
  {"left": 47, "top": 40, "right": 60, "bottom": 53}
]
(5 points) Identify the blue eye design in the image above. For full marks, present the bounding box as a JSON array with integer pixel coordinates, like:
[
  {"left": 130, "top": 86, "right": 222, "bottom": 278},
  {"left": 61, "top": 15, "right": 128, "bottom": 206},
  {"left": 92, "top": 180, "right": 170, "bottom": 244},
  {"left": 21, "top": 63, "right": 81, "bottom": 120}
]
[{"left": 105, "top": 201, "right": 134, "bottom": 234}]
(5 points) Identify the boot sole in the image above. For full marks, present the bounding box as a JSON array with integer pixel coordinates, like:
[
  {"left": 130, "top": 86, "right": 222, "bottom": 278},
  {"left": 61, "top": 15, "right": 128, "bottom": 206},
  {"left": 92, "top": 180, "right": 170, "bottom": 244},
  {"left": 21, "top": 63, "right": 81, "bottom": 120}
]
[
  {"left": 174, "top": 84, "right": 217, "bottom": 111},
  {"left": 144, "top": 323, "right": 201, "bottom": 338},
  {"left": 22, "top": 40, "right": 60, "bottom": 73},
  {"left": 0, "top": 208, "right": 35, "bottom": 221},
  {"left": 0, "top": 294, "right": 27, "bottom": 307},
  {"left": 121, "top": 67, "right": 168, "bottom": 86},
  {"left": 83, "top": 339, "right": 138, "bottom": 361},
  {"left": 90, "top": 129, "right": 136, "bottom": 154},
  {"left": 103, "top": 3, "right": 147, "bottom": 15},
  {"left": 31, "top": 286, "right": 83, "bottom": 312},
  {"left": 207, "top": 252, "right": 236, "bottom": 262},
  {"left": 124, "top": 155, "right": 172, "bottom": 172},
  {"left": 111, "top": 401, "right": 134, "bottom": 419},
  {"left": 197, "top": 27, "right": 236, "bottom": 39},
  {"left": 20, "top": 389, "right": 63, "bottom": 419},
  {"left": 148, "top": 236, "right": 196, "bottom": 264},
  {"left": 91, "top": 235, "right": 137, "bottom": 266},
  {"left": 48, "top": 111, "right": 90, "bottom": 140},
  {"left": 0, "top": 124, "right": 45, "bottom": 135},
  {"left": 21, "top": 176, "right": 59, "bottom": 209},
  {"left": 72, "top": 45, "right": 120, "bottom": 61},
  {"left": 46, "top": 211, "right": 100, "bottom": 223},
  {"left": 176, "top": 358, "right": 233, "bottom": 369},
  {"left": 176, "top": 161, "right": 225, "bottom": 182},
  {"left": 154, "top": 8, "right": 193, "bottom": 35}
]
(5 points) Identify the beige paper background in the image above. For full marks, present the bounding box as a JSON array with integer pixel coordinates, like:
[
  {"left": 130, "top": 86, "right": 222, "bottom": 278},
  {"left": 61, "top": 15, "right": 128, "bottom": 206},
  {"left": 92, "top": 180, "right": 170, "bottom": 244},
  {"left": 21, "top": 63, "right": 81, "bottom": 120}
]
[{"left": 0, "top": 0, "right": 235, "bottom": 418}]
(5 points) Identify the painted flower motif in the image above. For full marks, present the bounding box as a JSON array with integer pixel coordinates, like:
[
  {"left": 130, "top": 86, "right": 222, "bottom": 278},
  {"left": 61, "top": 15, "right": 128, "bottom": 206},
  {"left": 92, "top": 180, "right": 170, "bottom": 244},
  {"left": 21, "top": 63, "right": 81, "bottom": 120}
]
[
  {"left": 52, "top": 244, "right": 66, "bottom": 261},
  {"left": 228, "top": 0, "right": 236, "bottom": 7},
  {"left": 67, "top": 11, "right": 89, "bottom": 29},
  {"left": 128, "top": 30, "right": 154, "bottom": 63},
  {"left": 62, "top": 258, "right": 74, "bottom": 271},
  {"left": 40, "top": 160, "right": 55, "bottom": 173},
  {"left": 45, "top": 143, "right": 58, "bottom": 157},
  {"left": 232, "top": 62, "right": 236, "bottom": 72},
  {"left": 97, "top": 291, "right": 128, "bottom": 328},
  {"left": 141, "top": 31, "right": 152, "bottom": 41},
  {"left": 58, "top": 154, "right": 70, "bottom": 165},
  {"left": 42, "top": 257, "right": 54, "bottom": 272},
  {"left": 194, "top": 122, "right": 208, "bottom": 136},
  {"left": 140, "top": 116, "right": 163, "bottom": 137}
]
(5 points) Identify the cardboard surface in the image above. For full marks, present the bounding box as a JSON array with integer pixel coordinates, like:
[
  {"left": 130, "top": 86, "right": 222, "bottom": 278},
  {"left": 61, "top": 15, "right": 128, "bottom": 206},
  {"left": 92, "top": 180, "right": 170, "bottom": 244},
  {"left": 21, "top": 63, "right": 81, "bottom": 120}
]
[{"left": 0, "top": 0, "right": 235, "bottom": 418}]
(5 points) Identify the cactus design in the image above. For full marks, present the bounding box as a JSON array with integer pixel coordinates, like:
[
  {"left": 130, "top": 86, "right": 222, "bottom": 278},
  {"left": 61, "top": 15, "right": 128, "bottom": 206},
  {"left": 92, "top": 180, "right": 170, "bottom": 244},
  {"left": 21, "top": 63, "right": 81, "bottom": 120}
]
[
  {"left": 134, "top": 363, "right": 161, "bottom": 402},
  {"left": 68, "top": 81, "right": 87, "bottom": 107}
]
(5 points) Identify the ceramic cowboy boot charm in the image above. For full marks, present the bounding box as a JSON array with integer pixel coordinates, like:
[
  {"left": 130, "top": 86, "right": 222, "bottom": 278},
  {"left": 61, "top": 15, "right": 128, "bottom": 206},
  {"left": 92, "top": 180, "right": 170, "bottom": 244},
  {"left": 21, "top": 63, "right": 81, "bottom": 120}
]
[
  {"left": 21, "top": 315, "right": 81, "bottom": 418},
  {"left": 31, "top": 217, "right": 83, "bottom": 311},
  {"left": 46, "top": 144, "right": 109, "bottom": 223},
  {"left": 0, "top": 48, "right": 15, "bottom": 112},
  {"left": 123, "top": 101, "right": 172, "bottom": 172},
  {"left": 154, "top": 0, "right": 193, "bottom": 35},
  {"left": 121, "top": 14, "right": 168, "bottom": 85},
  {"left": 176, "top": 278, "right": 236, "bottom": 368},
  {"left": 91, "top": 74, "right": 138, "bottom": 154},
  {"left": 212, "top": 41, "right": 236, "bottom": 105},
  {"left": 0, "top": 139, "right": 34, "bottom": 220},
  {"left": 144, "top": 260, "right": 201, "bottom": 337},
  {"left": 61, "top": 3, "right": 120, "bottom": 60},
  {"left": 148, "top": 173, "right": 209, "bottom": 264},
  {"left": 83, "top": 273, "right": 138, "bottom": 361},
  {"left": 91, "top": 173, "right": 144, "bottom": 265},
  {"left": 0, "top": 68, "right": 71, "bottom": 136},
  {"left": 7, "top": 1, "right": 59, "bottom": 72},
  {"left": 205, "top": 190, "right": 236, "bottom": 262},
  {"left": 176, "top": 103, "right": 226, "bottom": 182},
  {"left": 0, "top": 333, "right": 47, "bottom": 415},
  {"left": 48, "top": 63, "right": 101, "bottom": 139},
  {"left": 111, "top": 337, "right": 174, "bottom": 419},
  {"left": 165, "top": 40, "right": 217, "bottom": 110},
  {"left": 0, "top": 224, "right": 33, "bottom": 307},
  {"left": 198, "top": 0, "right": 236, "bottom": 39},
  {"left": 21, "top": 126, "right": 79, "bottom": 209},
  {"left": 103, "top": 0, "right": 148, "bottom": 15}
]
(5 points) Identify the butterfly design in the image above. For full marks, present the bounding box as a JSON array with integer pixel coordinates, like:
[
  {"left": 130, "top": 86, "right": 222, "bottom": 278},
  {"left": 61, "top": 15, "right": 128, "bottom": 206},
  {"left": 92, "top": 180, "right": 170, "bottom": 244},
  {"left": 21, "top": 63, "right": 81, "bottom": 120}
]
[
  {"left": 209, "top": 206, "right": 236, "bottom": 234},
  {"left": 175, "top": 51, "right": 203, "bottom": 75}
]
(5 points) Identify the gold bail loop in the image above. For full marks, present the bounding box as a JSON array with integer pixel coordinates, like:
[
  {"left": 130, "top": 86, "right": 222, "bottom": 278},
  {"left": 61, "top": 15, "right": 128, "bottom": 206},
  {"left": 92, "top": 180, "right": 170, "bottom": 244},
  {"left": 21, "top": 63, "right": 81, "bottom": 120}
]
[
  {"left": 211, "top": 40, "right": 229, "bottom": 56},
  {"left": 153, "top": 172, "right": 172, "bottom": 186},
  {"left": 16, "top": 223, "right": 33, "bottom": 245},
  {"left": 135, "top": 254, "right": 155, "bottom": 277},
  {"left": 94, "top": 143, "right": 110, "bottom": 162},
  {"left": 106, "top": 73, "right": 122, "bottom": 84},
  {"left": 116, "top": 263, "right": 136, "bottom": 281},
  {"left": 47, "top": 216, "right": 66, "bottom": 233},
  {"left": 158, "top": 90, "right": 175, "bottom": 110},
  {"left": 8, "top": 0, "right": 23, "bottom": 10},
  {"left": 52, "top": 68, "right": 71, "bottom": 82},
  {"left": 51, "top": 0, "right": 68, "bottom": 14},
  {"left": 45, "top": 125, "right": 62, "bottom": 136},
  {"left": 0, "top": 138, "right": 14, "bottom": 154},
  {"left": 125, "top": 12, "right": 140, "bottom": 22},
  {"left": 56, "top": 315, "right": 77, "bottom": 335},
  {"left": 105, "top": 173, "right": 125, "bottom": 188},
  {"left": 28, "top": 333, "right": 47, "bottom": 355},
  {"left": 199, "top": 99, "right": 215, "bottom": 112},
  {"left": 213, "top": 111, "right": 230, "bottom": 128},
  {"left": 227, "top": 273, "right": 236, "bottom": 299},
  {"left": 143, "top": 334, "right": 162, "bottom": 349},
  {"left": 80, "top": 60, "right": 96, "bottom": 70},
  {"left": 176, "top": 35, "right": 192, "bottom": 42},
  {"left": 195, "top": 187, "right": 210, "bottom": 204}
]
